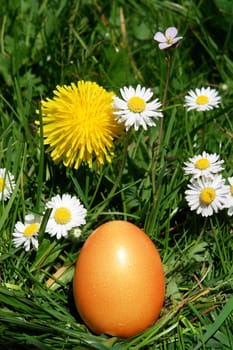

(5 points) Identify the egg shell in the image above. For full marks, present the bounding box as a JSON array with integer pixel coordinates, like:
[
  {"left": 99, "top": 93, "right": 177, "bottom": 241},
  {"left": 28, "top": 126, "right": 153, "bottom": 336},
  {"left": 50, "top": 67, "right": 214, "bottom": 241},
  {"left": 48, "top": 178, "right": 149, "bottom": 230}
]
[{"left": 73, "top": 220, "right": 165, "bottom": 338}]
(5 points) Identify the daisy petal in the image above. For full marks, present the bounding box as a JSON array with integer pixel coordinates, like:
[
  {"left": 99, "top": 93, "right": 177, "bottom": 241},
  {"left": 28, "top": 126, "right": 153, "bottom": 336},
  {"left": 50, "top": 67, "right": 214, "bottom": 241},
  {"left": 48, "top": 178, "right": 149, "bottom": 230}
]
[
  {"left": 45, "top": 193, "right": 87, "bottom": 240},
  {"left": 113, "top": 85, "right": 163, "bottom": 131},
  {"left": 185, "top": 175, "right": 229, "bottom": 217},
  {"left": 12, "top": 215, "right": 41, "bottom": 251},
  {"left": 184, "top": 87, "right": 221, "bottom": 112}
]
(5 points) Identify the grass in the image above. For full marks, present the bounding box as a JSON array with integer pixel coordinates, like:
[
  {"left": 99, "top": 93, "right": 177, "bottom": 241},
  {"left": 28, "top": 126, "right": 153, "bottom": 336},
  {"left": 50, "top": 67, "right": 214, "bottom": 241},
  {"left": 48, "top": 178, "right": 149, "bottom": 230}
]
[{"left": 0, "top": 0, "right": 233, "bottom": 349}]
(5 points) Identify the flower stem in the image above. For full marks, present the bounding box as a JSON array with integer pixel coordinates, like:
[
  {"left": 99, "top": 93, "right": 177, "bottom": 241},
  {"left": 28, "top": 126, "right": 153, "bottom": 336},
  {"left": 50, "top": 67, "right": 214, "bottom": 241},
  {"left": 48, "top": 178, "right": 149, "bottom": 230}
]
[
  {"left": 201, "top": 111, "right": 207, "bottom": 152},
  {"left": 83, "top": 131, "right": 130, "bottom": 233},
  {"left": 105, "top": 131, "right": 129, "bottom": 204},
  {"left": 151, "top": 54, "right": 172, "bottom": 199},
  {"left": 158, "top": 54, "right": 172, "bottom": 147},
  {"left": 147, "top": 54, "right": 172, "bottom": 236}
]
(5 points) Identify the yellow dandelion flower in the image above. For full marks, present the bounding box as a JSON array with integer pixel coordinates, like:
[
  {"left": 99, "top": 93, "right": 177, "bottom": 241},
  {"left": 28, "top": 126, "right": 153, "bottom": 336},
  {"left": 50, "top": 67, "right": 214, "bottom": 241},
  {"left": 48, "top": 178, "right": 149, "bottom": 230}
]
[{"left": 38, "top": 81, "right": 122, "bottom": 169}]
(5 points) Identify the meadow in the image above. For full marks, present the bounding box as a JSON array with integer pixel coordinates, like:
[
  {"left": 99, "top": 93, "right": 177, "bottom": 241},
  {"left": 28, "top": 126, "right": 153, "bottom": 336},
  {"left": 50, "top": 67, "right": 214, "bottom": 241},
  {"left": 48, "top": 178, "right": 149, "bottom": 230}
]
[{"left": 0, "top": 0, "right": 233, "bottom": 349}]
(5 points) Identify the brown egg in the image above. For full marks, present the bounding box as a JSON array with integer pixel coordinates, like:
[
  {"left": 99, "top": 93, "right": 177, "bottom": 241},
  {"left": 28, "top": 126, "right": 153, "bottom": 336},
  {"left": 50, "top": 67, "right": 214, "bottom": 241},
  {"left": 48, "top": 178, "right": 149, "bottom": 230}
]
[{"left": 73, "top": 220, "right": 165, "bottom": 338}]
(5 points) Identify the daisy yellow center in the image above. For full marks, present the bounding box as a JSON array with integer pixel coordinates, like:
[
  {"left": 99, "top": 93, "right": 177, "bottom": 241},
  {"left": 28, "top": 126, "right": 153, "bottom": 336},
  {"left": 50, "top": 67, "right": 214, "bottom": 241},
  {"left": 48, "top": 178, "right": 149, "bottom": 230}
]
[
  {"left": 0, "top": 178, "right": 4, "bottom": 192},
  {"left": 24, "top": 223, "right": 39, "bottom": 237},
  {"left": 230, "top": 185, "right": 233, "bottom": 196},
  {"left": 196, "top": 95, "right": 209, "bottom": 105},
  {"left": 54, "top": 207, "right": 71, "bottom": 225},
  {"left": 195, "top": 158, "right": 210, "bottom": 170},
  {"left": 200, "top": 187, "right": 216, "bottom": 205},
  {"left": 127, "top": 96, "right": 146, "bottom": 113}
]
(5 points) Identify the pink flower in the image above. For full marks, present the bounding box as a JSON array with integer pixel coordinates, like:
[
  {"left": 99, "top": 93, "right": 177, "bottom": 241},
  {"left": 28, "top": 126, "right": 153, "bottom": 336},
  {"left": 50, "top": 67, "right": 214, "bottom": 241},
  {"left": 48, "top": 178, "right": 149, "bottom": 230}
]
[{"left": 154, "top": 27, "right": 183, "bottom": 50}]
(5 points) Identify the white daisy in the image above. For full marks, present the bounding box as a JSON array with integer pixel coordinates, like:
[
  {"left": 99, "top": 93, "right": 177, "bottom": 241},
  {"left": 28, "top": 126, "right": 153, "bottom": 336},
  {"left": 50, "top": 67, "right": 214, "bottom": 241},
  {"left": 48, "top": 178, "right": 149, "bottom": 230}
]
[
  {"left": 224, "top": 177, "right": 233, "bottom": 216},
  {"left": 12, "top": 214, "right": 41, "bottom": 251},
  {"left": 0, "top": 168, "right": 16, "bottom": 201},
  {"left": 113, "top": 85, "right": 163, "bottom": 131},
  {"left": 184, "top": 87, "right": 221, "bottom": 112},
  {"left": 45, "top": 193, "right": 87, "bottom": 239},
  {"left": 154, "top": 27, "right": 183, "bottom": 50},
  {"left": 185, "top": 175, "right": 229, "bottom": 217},
  {"left": 183, "top": 151, "right": 224, "bottom": 179}
]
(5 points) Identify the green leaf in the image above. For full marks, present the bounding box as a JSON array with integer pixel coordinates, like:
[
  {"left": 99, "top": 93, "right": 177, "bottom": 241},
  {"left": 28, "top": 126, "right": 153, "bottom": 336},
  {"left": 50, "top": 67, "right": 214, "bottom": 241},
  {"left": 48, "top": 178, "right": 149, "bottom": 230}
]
[{"left": 193, "top": 296, "right": 233, "bottom": 349}]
